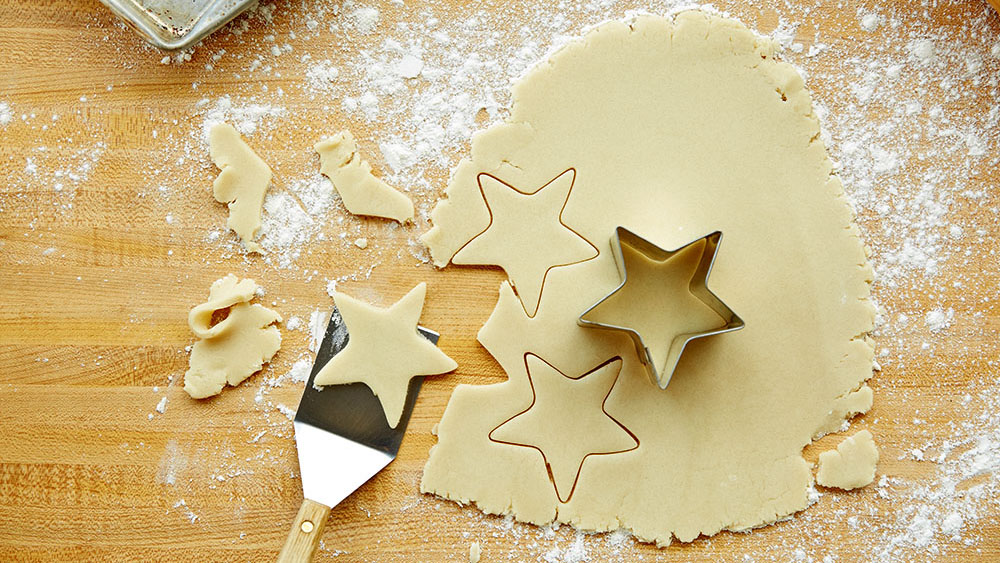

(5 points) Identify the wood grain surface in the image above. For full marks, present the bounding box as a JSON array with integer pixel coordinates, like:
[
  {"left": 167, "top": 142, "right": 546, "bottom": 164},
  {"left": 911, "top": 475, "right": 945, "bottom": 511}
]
[{"left": 2, "top": 1, "right": 999, "bottom": 562}]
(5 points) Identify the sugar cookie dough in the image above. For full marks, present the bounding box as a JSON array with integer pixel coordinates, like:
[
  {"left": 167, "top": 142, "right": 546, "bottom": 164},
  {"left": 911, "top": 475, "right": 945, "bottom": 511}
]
[
  {"left": 420, "top": 12, "right": 875, "bottom": 545},
  {"left": 451, "top": 169, "right": 597, "bottom": 317},
  {"left": 184, "top": 274, "right": 282, "bottom": 399},
  {"left": 314, "top": 282, "right": 457, "bottom": 427},
  {"left": 315, "top": 130, "right": 414, "bottom": 223},
  {"left": 209, "top": 123, "right": 272, "bottom": 252},
  {"left": 489, "top": 355, "right": 637, "bottom": 502},
  {"left": 816, "top": 430, "right": 879, "bottom": 490}
]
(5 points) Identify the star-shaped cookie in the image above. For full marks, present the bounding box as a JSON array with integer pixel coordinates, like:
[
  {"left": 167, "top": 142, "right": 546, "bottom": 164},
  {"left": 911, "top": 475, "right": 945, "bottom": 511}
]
[
  {"left": 314, "top": 282, "right": 457, "bottom": 428},
  {"left": 489, "top": 354, "right": 637, "bottom": 502},
  {"left": 452, "top": 169, "right": 598, "bottom": 317},
  {"left": 579, "top": 228, "right": 743, "bottom": 388}
]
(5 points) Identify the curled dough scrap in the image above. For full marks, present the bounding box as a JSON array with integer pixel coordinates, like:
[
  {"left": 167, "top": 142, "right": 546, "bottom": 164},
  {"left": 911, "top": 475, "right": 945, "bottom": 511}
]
[
  {"left": 315, "top": 130, "right": 414, "bottom": 223},
  {"left": 209, "top": 123, "right": 272, "bottom": 252},
  {"left": 184, "top": 274, "right": 282, "bottom": 399}
]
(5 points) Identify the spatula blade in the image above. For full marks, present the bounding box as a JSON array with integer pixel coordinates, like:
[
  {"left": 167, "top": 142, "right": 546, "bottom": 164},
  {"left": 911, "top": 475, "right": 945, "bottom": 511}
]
[{"left": 292, "top": 307, "right": 437, "bottom": 509}]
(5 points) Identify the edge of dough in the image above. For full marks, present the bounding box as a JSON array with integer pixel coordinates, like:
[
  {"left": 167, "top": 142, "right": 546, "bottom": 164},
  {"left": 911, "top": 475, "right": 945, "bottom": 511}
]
[{"left": 816, "top": 430, "right": 880, "bottom": 490}]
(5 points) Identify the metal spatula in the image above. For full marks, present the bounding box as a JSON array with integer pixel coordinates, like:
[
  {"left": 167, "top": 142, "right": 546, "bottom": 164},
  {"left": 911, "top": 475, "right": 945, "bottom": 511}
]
[{"left": 277, "top": 307, "right": 437, "bottom": 562}]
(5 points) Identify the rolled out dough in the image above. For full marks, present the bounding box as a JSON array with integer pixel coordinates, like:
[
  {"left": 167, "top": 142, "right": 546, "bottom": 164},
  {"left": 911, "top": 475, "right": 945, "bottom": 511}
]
[
  {"left": 315, "top": 130, "right": 414, "bottom": 223},
  {"left": 184, "top": 274, "right": 282, "bottom": 399},
  {"left": 816, "top": 430, "right": 879, "bottom": 490},
  {"left": 314, "top": 283, "right": 458, "bottom": 427},
  {"left": 209, "top": 123, "right": 272, "bottom": 252},
  {"left": 420, "top": 11, "right": 875, "bottom": 545}
]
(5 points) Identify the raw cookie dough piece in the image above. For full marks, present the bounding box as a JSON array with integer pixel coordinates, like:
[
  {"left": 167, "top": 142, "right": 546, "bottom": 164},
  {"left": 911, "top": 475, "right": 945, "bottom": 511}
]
[
  {"left": 421, "top": 11, "right": 875, "bottom": 545},
  {"left": 209, "top": 123, "right": 272, "bottom": 252},
  {"left": 315, "top": 130, "right": 414, "bottom": 223},
  {"left": 184, "top": 274, "right": 282, "bottom": 398},
  {"left": 816, "top": 430, "right": 879, "bottom": 490},
  {"left": 314, "top": 282, "right": 457, "bottom": 427}
]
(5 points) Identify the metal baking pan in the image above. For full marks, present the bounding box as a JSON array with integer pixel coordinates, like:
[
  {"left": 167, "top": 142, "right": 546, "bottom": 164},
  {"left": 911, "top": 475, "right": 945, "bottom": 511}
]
[{"left": 99, "top": 0, "right": 257, "bottom": 51}]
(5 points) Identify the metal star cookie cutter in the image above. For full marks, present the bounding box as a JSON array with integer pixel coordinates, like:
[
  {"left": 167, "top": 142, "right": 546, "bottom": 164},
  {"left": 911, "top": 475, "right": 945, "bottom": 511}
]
[{"left": 578, "top": 227, "right": 745, "bottom": 389}]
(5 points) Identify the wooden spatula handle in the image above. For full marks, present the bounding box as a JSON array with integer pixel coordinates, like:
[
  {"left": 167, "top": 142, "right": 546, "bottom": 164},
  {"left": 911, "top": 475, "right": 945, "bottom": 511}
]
[{"left": 277, "top": 498, "right": 332, "bottom": 562}]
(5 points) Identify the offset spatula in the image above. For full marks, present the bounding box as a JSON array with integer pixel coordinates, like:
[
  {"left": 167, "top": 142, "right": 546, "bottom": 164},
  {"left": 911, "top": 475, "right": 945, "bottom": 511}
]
[{"left": 277, "top": 308, "right": 437, "bottom": 562}]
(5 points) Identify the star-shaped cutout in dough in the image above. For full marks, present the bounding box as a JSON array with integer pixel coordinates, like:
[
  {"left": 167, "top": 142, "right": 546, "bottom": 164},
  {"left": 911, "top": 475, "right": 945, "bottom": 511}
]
[
  {"left": 489, "top": 354, "right": 637, "bottom": 503},
  {"left": 579, "top": 228, "right": 744, "bottom": 389},
  {"left": 314, "top": 282, "right": 458, "bottom": 428},
  {"left": 452, "top": 169, "right": 598, "bottom": 317}
]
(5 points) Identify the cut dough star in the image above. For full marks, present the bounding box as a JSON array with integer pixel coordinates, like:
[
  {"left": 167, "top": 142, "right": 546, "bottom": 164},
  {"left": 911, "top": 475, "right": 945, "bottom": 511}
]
[
  {"left": 314, "top": 282, "right": 457, "bottom": 428},
  {"left": 580, "top": 229, "right": 743, "bottom": 388},
  {"left": 209, "top": 122, "right": 272, "bottom": 252},
  {"left": 452, "top": 169, "right": 598, "bottom": 317},
  {"left": 489, "top": 355, "right": 637, "bottom": 502}
]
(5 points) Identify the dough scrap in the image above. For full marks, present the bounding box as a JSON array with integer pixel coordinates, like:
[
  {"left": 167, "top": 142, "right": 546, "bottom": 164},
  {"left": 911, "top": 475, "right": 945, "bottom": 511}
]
[
  {"left": 452, "top": 169, "right": 598, "bottom": 317},
  {"left": 816, "top": 430, "right": 879, "bottom": 490},
  {"left": 209, "top": 123, "right": 272, "bottom": 252},
  {"left": 490, "top": 355, "right": 637, "bottom": 502},
  {"left": 315, "top": 130, "right": 414, "bottom": 223},
  {"left": 314, "top": 282, "right": 457, "bottom": 427},
  {"left": 421, "top": 11, "right": 875, "bottom": 545},
  {"left": 469, "top": 541, "right": 481, "bottom": 563},
  {"left": 184, "top": 274, "right": 282, "bottom": 398}
]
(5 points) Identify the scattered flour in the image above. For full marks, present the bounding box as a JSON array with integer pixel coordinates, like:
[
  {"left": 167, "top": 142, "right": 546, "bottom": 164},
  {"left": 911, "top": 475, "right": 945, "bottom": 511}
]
[
  {"left": 305, "top": 59, "right": 340, "bottom": 91},
  {"left": 286, "top": 358, "right": 311, "bottom": 384},
  {"left": 197, "top": 95, "right": 287, "bottom": 141},
  {"left": 275, "top": 403, "right": 296, "bottom": 421},
  {"left": 173, "top": 499, "right": 199, "bottom": 524},
  {"left": 908, "top": 39, "right": 938, "bottom": 66},
  {"left": 0, "top": 101, "right": 11, "bottom": 126},
  {"left": 924, "top": 308, "right": 954, "bottom": 332},
  {"left": 860, "top": 12, "right": 881, "bottom": 32},
  {"left": 308, "top": 309, "right": 327, "bottom": 352},
  {"left": 157, "top": 439, "right": 185, "bottom": 486},
  {"left": 543, "top": 531, "right": 590, "bottom": 563},
  {"left": 349, "top": 7, "right": 380, "bottom": 34}
]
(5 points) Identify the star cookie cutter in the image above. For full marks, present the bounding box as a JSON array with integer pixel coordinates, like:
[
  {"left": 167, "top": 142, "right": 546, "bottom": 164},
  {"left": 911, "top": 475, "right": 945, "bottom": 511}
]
[{"left": 578, "top": 227, "right": 745, "bottom": 389}]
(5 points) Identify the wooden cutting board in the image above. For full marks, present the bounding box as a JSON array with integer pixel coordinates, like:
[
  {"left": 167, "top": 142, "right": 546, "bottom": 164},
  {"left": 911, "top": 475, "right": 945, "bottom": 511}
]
[{"left": 2, "top": 1, "right": 999, "bottom": 561}]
